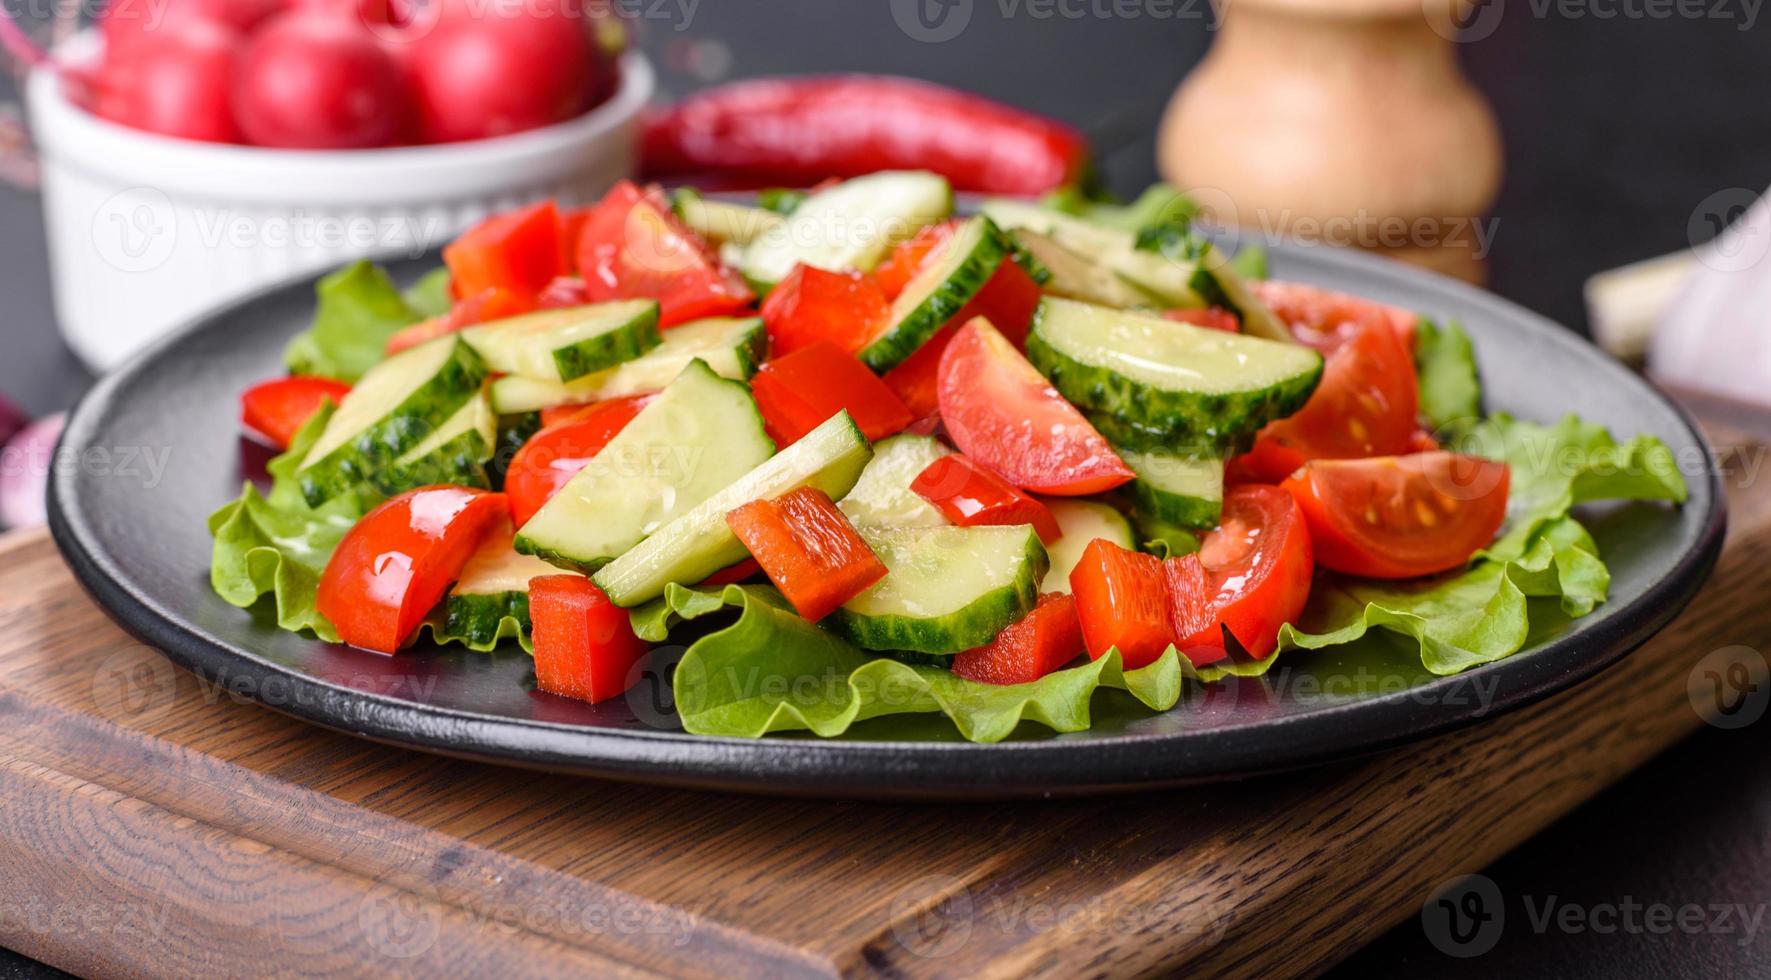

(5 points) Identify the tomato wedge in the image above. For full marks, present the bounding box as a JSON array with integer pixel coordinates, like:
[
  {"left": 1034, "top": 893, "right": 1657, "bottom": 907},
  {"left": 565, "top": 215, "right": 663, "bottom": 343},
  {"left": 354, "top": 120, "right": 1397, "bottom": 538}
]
[
  {"left": 911, "top": 454, "right": 1061, "bottom": 544},
  {"left": 936, "top": 318, "right": 1133, "bottom": 496},
  {"left": 530, "top": 575, "right": 649, "bottom": 704},
  {"left": 726, "top": 487, "right": 888, "bottom": 622},
  {"left": 575, "top": 181, "right": 754, "bottom": 328},
  {"left": 1234, "top": 321, "right": 1420, "bottom": 484},
  {"left": 1068, "top": 538, "right": 1172, "bottom": 669},
  {"left": 1281, "top": 453, "right": 1510, "bottom": 579},
  {"left": 316, "top": 486, "right": 509, "bottom": 654},
  {"left": 240, "top": 376, "right": 350, "bottom": 449},
  {"left": 760, "top": 264, "right": 890, "bottom": 358},
  {"left": 443, "top": 200, "right": 563, "bottom": 305},
  {"left": 505, "top": 395, "right": 653, "bottom": 527},
  {"left": 952, "top": 592, "right": 1086, "bottom": 685},
  {"left": 1182, "top": 485, "right": 1314, "bottom": 661},
  {"left": 1250, "top": 279, "right": 1418, "bottom": 355},
  {"left": 749, "top": 341, "right": 913, "bottom": 446},
  {"left": 1162, "top": 306, "right": 1240, "bottom": 333}
]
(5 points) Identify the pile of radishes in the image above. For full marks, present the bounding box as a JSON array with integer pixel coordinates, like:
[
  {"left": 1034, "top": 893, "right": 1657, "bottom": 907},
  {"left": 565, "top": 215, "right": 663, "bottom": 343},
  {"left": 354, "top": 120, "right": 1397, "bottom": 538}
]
[{"left": 82, "top": 0, "right": 622, "bottom": 149}]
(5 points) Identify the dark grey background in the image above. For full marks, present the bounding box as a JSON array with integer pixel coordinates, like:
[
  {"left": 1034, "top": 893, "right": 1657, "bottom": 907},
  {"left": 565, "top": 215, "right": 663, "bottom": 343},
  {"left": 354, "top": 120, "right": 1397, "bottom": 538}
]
[{"left": 2, "top": 1, "right": 1769, "bottom": 975}]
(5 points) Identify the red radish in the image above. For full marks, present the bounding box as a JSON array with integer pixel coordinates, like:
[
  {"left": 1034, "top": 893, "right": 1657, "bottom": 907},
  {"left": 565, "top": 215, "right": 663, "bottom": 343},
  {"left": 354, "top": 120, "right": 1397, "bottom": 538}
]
[
  {"left": 100, "top": 0, "right": 284, "bottom": 58},
  {"left": 231, "top": 13, "right": 411, "bottom": 149},
  {"left": 0, "top": 413, "right": 63, "bottom": 530},
  {"left": 285, "top": 0, "right": 397, "bottom": 27},
  {"left": 93, "top": 19, "right": 244, "bottom": 143},
  {"left": 399, "top": 0, "right": 599, "bottom": 143}
]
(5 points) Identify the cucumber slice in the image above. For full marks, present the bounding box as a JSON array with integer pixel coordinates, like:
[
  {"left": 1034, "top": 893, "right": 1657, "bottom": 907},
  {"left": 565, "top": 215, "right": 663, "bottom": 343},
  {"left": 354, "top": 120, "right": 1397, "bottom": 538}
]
[
  {"left": 370, "top": 389, "right": 498, "bottom": 495},
  {"left": 837, "top": 434, "right": 953, "bottom": 529},
  {"left": 1041, "top": 499, "right": 1135, "bottom": 594},
  {"left": 297, "top": 335, "right": 487, "bottom": 505},
  {"left": 826, "top": 524, "right": 1048, "bottom": 655},
  {"left": 462, "top": 300, "right": 660, "bottom": 383},
  {"left": 672, "top": 189, "right": 785, "bottom": 247},
  {"left": 515, "top": 359, "right": 776, "bottom": 572},
  {"left": 1026, "top": 297, "right": 1322, "bottom": 447},
  {"left": 1188, "top": 245, "right": 1289, "bottom": 343},
  {"left": 488, "top": 411, "right": 541, "bottom": 490},
  {"left": 594, "top": 412, "right": 874, "bottom": 606},
  {"left": 1010, "top": 229, "right": 1158, "bottom": 310},
  {"left": 443, "top": 520, "right": 569, "bottom": 646},
  {"left": 1134, "top": 510, "right": 1201, "bottom": 559},
  {"left": 489, "top": 316, "right": 766, "bottom": 414},
  {"left": 854, "top": 215, "right": 1009, "bottom": 372},
  {"left": 740, "top": 171, "right": 953, "bottom": 289},
  {"left": 1118, "top": 448, "right": 1223, "bottom": 530},
  {"left": 981, "top": 198, "right": 1204, "bottom": 307}
]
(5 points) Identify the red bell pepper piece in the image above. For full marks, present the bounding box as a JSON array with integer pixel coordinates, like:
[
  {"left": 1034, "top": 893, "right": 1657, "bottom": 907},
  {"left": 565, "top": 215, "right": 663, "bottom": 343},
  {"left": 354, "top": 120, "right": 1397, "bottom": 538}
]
[
  {"left": 240, "top": 376, "right": 351, "bottom": 449},
  {"left": 558, "top": 206, "right": 593, "bottom": 273},
  {"left": 384, "top": 287, "right": 534, "bottom": 356},
  {"left": 749, "top": 341, "right": 913, "bottom": 446},
  {"left": 1163, "top": 306, "right": 1241, "bottom": 333},
  {"left": 505, "top": 394, "right": 654, "bottom": 527},
  {"left": 725, "top": 487, "right": 888, "bottom": 622},
  {"left": 951, "top": 592, "right": 1086, "bottom": 686},
  {"left": 1163, "top": 553, "right": 1228, "bottom": 668},
  {"left": 1068, "top": 538, "right": 1172, "bottom": 670},
  {"left": 443, "top": 201, "right": 563, "bottom": 305},
  {"left": 640, "top": 76, "right": 1089, "bottom": 196},
  {"left": 910, "top": 455, "right": 1060, "bottom": 545},
  {"left": 530, "top": 575, "right": 650, "bottom": 704},
  {"left": 760, "top": 264, "right": 891, "bottom": 358},
  {"left": 316, "top": 486, "right": 509, "bottom": 654},
  {"left": 575, "top": 181, "right": 754, "bottom": 328},
  {"left": 697, "top": 558, "right": 762, "bottom": 588}
]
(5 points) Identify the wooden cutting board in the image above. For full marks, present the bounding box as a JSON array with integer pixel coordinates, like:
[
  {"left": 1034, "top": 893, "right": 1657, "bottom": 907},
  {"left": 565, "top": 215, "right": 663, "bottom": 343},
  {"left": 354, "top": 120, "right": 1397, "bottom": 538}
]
[{"left": 0, "top": 466, "right": 1765, "bottom": 979}]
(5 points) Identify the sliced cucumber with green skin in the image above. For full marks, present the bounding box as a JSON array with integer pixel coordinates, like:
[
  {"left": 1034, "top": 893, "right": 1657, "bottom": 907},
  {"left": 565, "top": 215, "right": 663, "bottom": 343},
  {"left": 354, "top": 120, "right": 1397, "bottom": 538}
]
[
  {"left": 1010, "top": 229, "right": 1158, "bottom": 310},
  {"left": 297, "top": 335, "right": 487, "bottom": 506},
  {"left": 1027, "top": 297, "right": 1322, "bottom": 448},
  {"left": 826, "top": 524, "right": 1048, "bottom": 655},
  {"left": 1041, "top": 499, "right": 1134, "bottom": 594},
  {"left": 672, "top": 189, "right": 785, "bottom": 247},
  {"left": 981, "top": 198, "right": 1204, "bottom": 307},
  {"left": 462, "top": 300, "right": 660, "bottom": 383},
  {"left": 594, "top": 411, "right": 874, "bottom": 607},
  {"left": 488, "top": 411, "right": 541, "bottom": 490},
  {"left": 1134, "top": 510, "right": 1201, "bottom": 559},
  {"left": 489, "top": 316, "right": 767, "bottom": 414},
  {"left": 741, "top": 171, "right": 953, "bottom": 289},
  {"left": 516, "top": 359, "right": 775, "bottom": 572},
  {"left": 1188, "top": 244, "right": 1289, "bottom": 342},
  {"left": 1119, "top": 448, "right": 1223, "bottom": 530},
  {"left": 855, "top": 215, "right": 1009, "bottom": 372},
  {"left": 444, "top": 522, "right": 570, "bottom": 646},
  {"left": 370, "top": 390, "right": 498, "bottom": 495},
  {"left": 837, "top": 434, "right": 953, "bottom": 529}
]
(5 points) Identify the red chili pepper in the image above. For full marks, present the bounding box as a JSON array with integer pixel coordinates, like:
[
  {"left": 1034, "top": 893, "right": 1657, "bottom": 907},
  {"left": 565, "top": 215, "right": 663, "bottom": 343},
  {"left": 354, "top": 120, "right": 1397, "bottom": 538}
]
[
  {"left": 910, "top": 454, "right": 1060, "bottom": 545},
  {"left": 1068, "top": 539, "right": 1172, "bottom": 669},
  {"left": 530, "top": 575, "right": 650, "bottom": 704},
  {"left": 750, "top": 341, "right": 913, "bottom": 447},
  {"left": 725, "top": 487, "right": 888, "bottom": 622},
  {"left": 951, "top": 592, "right": 1086, "bottom": 686},
  {"left": 640, "top": 76, "right": 1089, "bottom": 196},
  {"left": 240, "top": 376, "right": 351, "bottom": 449}
]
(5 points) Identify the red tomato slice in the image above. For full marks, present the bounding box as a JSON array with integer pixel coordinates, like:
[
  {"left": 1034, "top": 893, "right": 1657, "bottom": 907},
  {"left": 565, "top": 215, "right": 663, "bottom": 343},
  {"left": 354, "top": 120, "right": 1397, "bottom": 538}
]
[
  {"left": 1162, "top": 306, "right": 1240, "bottom": 333},
  {"left": 936, "top": 318, "right": 1133, "bottom": 496},
  {"left": 910, "top": 454, "right": 1061, "bottom": 544},
  {"left": 725, "top": 487, "right": 888, "bottom": 622},
  {"left": 240, "top": 376, "right": 350, "bottom": 449},
  {"left": 384, "top": 287, "right": 534, "bottom": 357},
  {"left": 575, "top": 181, "right": 754, "bottom": 328},
  {"left": 749, "top": 341, "right": 913, "bottom": 446},
  {"left": 316, "top": 486, "right": 509, "bottom": 654},
  {"left": 952, "top": 592, "right": 1086, "bottom": 685},
  {"left": 1234, "top": 322, "right": 1420, "bottom": 484},
  {"left": 1281, "top": 453, "right": 1510, "bottom": 579},
  {"left": 444, "top": 201, "right": 563, "bottom": 305},
  {"left": 1250, "top": 279, "right": 1418, "bottom": 355},
  {"left": 558, "top": 206, "right": 592, "bottom": 273},
  {"left": 530, "top": 575, "right": 649, "bottom": 704},
  {"left": 760, "top": 264, "right": 890, "bottom": 358},
  {"left": 1180, "top": 485, "right": 1314, "bottom": 661},
  {"left": 505, "top": 395, "right": 653, "bottom": 527},
  {"left": 1068, "top": 538, "right": 1171, "bottom": 669}
]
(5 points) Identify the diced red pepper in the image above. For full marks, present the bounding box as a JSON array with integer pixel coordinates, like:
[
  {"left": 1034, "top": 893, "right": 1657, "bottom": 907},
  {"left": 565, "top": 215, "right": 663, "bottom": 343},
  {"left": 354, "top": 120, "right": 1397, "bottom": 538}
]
[
  {"left": 1163, "top": 554, "right": 1228, "bottom": 668},
  {"left": 505, "top": 394, "right": 654, "bottom": 527},
  {"left": 1068, "top": 538, "right": 1172, "bottom": 669},
  {"left": 384, "top": 287, "right": 535, "bottom": 356},
  {"left": 760, "top": 264, "right": 891, "bottom": 358},
  {"left": 575, "top": 181, "right": 754, "bottom": 328},
  {"left": 240, "top": 376, "right": 351, "bottom": 449},
  {"left": 697, "top": 558, "right": 762, "bottom": 588},
  {"left": 910, "top": 454, "right": 1060, "bottom": 545},
  {"left": 444, "top": 201, "right": 564, "bottom": 305},
  {"left": 725, "top": 487, "right": 888, "bottom": 622},
  {"left": 529, "top": 575, "right": 649, "bottom": 704},
  {"left": 749, "top": 341, "right": 913, "bottom": 446},
  {"left": 951, "top": 592, "right": 1085, "bottom": 685},
  {"left": 1163, "top": 306, "right": 1241, "bottom": 333}
]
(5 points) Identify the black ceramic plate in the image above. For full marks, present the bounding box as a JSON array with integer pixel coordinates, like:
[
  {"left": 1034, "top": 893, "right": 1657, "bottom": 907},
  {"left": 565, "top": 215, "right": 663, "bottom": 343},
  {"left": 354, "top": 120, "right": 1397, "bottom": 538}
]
[{"left": 49, "top": 244, "right": 1724, "bottom": 799}]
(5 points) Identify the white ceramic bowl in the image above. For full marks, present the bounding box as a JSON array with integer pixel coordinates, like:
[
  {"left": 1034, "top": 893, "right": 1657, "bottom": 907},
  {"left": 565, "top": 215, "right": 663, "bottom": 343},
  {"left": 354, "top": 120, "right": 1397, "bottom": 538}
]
[{"left": 26, "top": 36, "right": 655, "bottom": 371}]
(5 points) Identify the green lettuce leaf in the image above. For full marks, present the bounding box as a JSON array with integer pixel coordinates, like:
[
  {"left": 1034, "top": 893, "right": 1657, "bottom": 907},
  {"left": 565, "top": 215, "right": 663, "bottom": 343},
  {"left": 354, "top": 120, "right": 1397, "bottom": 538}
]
[
  {"left": 637, "top": 584, "right": 1188, "bottom": 743},
  {"left": 1229, "top": 244, "right": 1270, "bottom": 281},
  {"left": 1042, "top": 183, "right": 1198, "bottom": 235},
  {"left": 1415, "top": 318, "right": 1482, "bottom": 433},
  {"left": 284, "top": 262, "right": 425, "bottom": 382},
  {"left": 404, "top": 267, "right": 454, "bottom": 319}
]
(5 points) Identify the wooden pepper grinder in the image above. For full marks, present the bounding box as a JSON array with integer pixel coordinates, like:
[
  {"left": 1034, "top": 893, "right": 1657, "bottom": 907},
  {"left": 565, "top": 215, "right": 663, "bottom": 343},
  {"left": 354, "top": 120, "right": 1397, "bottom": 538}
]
[{"left": 1159, "top": 0, "right": 1502, "bottom": 284}]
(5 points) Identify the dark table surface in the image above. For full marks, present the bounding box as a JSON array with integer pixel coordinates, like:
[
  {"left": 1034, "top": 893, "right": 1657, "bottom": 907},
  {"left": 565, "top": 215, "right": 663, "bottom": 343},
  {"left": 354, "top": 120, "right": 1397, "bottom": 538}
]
[{"left": 2, "top": 3, "right": 1769, "bottom": 976}]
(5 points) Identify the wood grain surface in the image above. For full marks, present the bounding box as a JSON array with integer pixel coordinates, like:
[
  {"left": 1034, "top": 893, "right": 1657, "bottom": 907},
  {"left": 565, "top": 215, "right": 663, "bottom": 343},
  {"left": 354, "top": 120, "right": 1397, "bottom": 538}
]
[{"left": 0, "top": 475, "right": 1765, "bottom": 979}]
